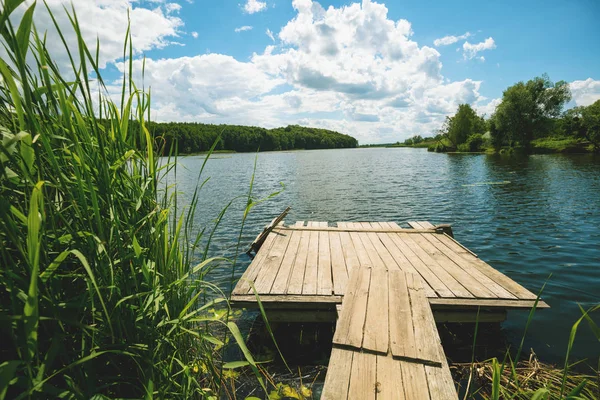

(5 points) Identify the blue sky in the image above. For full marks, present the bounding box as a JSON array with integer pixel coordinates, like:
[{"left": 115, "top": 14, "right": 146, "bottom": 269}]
[{"left": 24, "top": 0, "right": 600, "bottom": 143}]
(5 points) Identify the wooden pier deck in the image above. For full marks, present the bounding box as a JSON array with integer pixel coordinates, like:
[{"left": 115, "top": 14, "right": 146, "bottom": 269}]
[
  {"left": 232, "top": 218, "right": 548, "bottom": 399},
  {"left": 231, "top": 220, "right": 548, "bottom": 322}
]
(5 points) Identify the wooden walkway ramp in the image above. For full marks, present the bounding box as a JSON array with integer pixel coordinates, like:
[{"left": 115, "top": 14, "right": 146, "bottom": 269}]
[
  {"left": 231, "top": 220, "right": 548, "bottom": 322},
  {"left": 322, "top": 268, "right": 457, "bottom": 399}
]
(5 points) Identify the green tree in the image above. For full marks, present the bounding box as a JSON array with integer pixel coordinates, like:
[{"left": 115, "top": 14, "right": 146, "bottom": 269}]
[
  {"left": 581, "top": 100, "right": 600, "bottom": 151},
  {"left": 494, "top": 74, "right": 571, "bottom": 150},
  {"left": 446, "top": 104, "right": 485, "bottom": 146}
]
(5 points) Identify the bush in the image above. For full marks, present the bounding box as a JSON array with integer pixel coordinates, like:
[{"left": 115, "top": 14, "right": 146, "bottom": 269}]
[{"left": 464, "top": 133, "right": 484, "bottom": 152}]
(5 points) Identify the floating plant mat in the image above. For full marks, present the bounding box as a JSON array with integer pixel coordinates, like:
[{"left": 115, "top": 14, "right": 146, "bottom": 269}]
[{"left": 462, "top": 181, "right": 511, "bottom": 187}]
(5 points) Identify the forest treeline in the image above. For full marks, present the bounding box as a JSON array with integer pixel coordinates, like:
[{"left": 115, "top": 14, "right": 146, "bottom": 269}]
[
  {"left": 401, "top": 74, "right": 600, "bottom": 154},
  {"left": 146, "top": 122, "right": 359, "bottom": 153}
]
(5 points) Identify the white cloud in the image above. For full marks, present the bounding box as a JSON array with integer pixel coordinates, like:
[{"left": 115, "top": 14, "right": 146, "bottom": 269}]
[
  {"left": 433, "top": 32, "right": 471, "bottom": 47},
  {"left": 475, "top": 98, "right": 501, "bottom": 117},
  {"left": 191, "top": 31, "right": 199, "bottom": 38},
  {"left": 244, "top": 0, "right": 267, "bottom": 14},
  {"left": 266, "top": 28, "right": 275, "bottom": 41},
  {"left": 108, "top": 0, "right": 490, "bottom": 143},
  {"left": 462, "top": 37, "right": 496, "bottom": 60},
  {"left": 10, "top": 0, "right": 183, "bottom": 69},
  {"left": 570, "top": 78, "right": 600, "bottom": 106},
  {"left": 235, "top": 25, "right": 253, "bottom": 32}
]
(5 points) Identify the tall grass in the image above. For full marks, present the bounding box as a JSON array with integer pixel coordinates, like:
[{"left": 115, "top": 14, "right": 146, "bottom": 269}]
[{"left": 0, "top": 2, "right": 257, "bottom": 398}]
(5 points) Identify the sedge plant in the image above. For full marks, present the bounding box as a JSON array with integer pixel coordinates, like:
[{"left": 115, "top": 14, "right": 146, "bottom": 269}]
[{"left": 0, "top": 2, "right": 264, "bottom": 399}]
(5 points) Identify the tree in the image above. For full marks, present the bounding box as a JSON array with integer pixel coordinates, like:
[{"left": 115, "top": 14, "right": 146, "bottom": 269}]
[
  {"left": 581, "top": 100, "right": 600, "bottom": 151},
  {"left": 494, "top": 74, "right": 571, "bottom": 150},
  {"left": 446, "top": 104, "right": 486, "bottom": 146}
]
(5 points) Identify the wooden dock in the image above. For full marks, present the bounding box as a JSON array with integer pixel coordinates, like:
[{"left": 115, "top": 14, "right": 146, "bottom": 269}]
[
  {"left": 232, "top": 220, "right": 548, "bottom": 322},
  {"left": 231, "top": 219, "right": 548, "bottom": 399}
]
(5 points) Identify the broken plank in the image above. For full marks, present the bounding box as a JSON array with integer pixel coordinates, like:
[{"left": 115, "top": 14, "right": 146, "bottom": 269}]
[{"left": 363, "top": 267, "right": 389, "bottom": 354}]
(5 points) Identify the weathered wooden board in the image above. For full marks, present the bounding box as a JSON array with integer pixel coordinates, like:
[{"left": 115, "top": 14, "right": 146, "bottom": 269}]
[
  {"left": 232, "top": 221, "right": 547, "bottom": 313},
  {"left": 333, "top": 267, "right": 443, "bottom": 366}
]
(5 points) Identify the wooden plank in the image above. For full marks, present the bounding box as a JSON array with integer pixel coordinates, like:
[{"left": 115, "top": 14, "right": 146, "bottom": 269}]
[
  {"left": 376, "top": 354, "right": 406, "bottom": 400},
  {"left": 375, "top": 223, "right": 437, "bottom": 298},
  {"left": 347, "top": 351, "right": 377, "bottom": 400},
  {"left": 345, "top": 267, "right": 372, "bottom": 349},
  {"left": 262, "top": 309, "right": 337, "bottom": 323},
  {"left": 429, "top": 298, "right": 549, "bottom": 309},
  {"left": 407, "top": 221, "right": 429, "bottom": 230},
  {"left": 362, "top": 222, "right": 402, "bottom": 272},
  {"left": 329, "top": 231, "right": 349, "bottom": 295},
  {"left": 333, "top": 267, "right": 371, "bottom": 349},
  {"left": 337, "top": 222, "right": 361, "bottom": 276},
  {"left": 363, "top": 267, "right": 389, "bottom": 354},
  {"left": 233, "top": 230, "right": 279, "bottom": 295},
  {"left": 230, "top": 294, "right": 547, "bottom": 309},
  {"left": 270, "top": 230, "right": 303, "bottom": 294},
  {"left": 406, "top": 272, "right": 444, "bottom": 365},
  {"left": 332, "top": 265, "right": 363, "bottom": 345},
  {"left": 317, "top": 230, "right": 333, "bottom": 295},
  {"left": 407, "top": 233, "right": 497, "bottom": 298},
  {"left": 388, "top": 270, "right": 417, "bottom": 360},
  {"left": 253, "top": 231, "right": 293, "bottom": 293},
  {"left": 387, "top": 232, "right": 462, "bottom": 298},
  {"left": 287, "top": 223, "right": 310, "bottom": 295},
  {"left": 432, "top": 310, "right": 507, "bottom": 323},
  {"left": 355, "top": 222, "right": 389, "bottom": 270},
  {"left": 346, "top": 223, "right": 373, "bottom": 267},
  {"left": 274, "top": 226, "right": 438, "bottom": 233},
  {"left": 302, "top": 221, "right": 320, "bottom": 295},
  {"left": 396, "top": 232, "right": 478, "bottom": 298},
  {"left": 321, "top": 347, "right": 353, "bottom": 400},
  {"left": 230, "top": 294, "right": 343, "bottom": 306},
  {"left": 434, "top": 234, "right": 538, "bottom": 300},
  {"left": 399, "top": 361, "right": 431, "bottom": 400},
  {"left": 418, "top": 233, "right": 517, "bottom": 299},
  {"left": 425, "top": 354, "right": 458, "bottom": 400}
]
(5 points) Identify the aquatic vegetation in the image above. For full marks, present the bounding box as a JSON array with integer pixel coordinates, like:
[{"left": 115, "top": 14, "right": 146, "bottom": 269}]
[{"left": 0, "top": 3, "right": 264, "bottom": 398}]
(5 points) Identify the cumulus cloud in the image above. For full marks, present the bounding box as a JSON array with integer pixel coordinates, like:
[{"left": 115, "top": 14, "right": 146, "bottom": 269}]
[
  {"left": 191, "top": 31, "right": 199, "bottom": 38},
  {"left": 462, "top": 37, "right": 496, "bottom": 60},
  {"left": 89, "top": 0, "right": 492, "bottom": 143},
  {"left": 433, "top": 32, "right": 471, "bottom": 47},
  {"left": 244, "top": 0, "right": 267, "bottom": 14},
  {"left": 570, "top": 78, "right": 600, "bottom": 106},
  {"left": 9, "top": 0, "right": 183, "bottom": 69},
  {"left": 235, "top": 25, "right": 253, "bottom": 32},
  {"left": 266, "top": 28, "right": 275, "bottom": 41}
]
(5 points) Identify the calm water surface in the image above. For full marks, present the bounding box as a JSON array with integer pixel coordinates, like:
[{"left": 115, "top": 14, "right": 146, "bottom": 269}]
[{"left": 171, "top": 148, "right": 600, "bottom": 363}]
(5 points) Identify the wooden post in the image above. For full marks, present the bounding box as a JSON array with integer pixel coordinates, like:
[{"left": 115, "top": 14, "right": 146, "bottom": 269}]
[{"left": 247, "top": 207, "right": 291, "bottom": 254}]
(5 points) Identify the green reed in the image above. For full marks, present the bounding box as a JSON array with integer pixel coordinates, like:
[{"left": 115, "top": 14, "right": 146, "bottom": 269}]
[
  {"left": 0, "top": 2, "right": 260, "bottom": 398},
  {"left": 462, "top": 280, "right": 600, "bottom": 400}
]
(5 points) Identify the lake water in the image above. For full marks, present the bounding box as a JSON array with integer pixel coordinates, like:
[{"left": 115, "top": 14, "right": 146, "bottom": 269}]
[{"left": 171, "top": 147, "right": 600, "bottom": 364}]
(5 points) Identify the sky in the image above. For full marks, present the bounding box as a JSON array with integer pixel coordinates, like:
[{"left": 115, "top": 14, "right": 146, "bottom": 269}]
[{"left": 10, "top": 0, "right": 600, "bottom": 144}]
